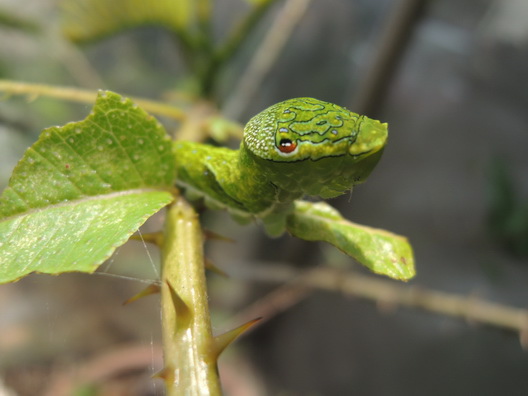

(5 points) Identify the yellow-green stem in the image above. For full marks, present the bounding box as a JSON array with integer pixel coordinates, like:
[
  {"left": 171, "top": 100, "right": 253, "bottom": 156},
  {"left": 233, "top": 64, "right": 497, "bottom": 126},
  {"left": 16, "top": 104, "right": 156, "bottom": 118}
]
[
  {"left": 161, "top": 196, "right": 221, "bottom": 395},
  {"left": 0, "top": 80, "right": 186, "bottom": 121}
]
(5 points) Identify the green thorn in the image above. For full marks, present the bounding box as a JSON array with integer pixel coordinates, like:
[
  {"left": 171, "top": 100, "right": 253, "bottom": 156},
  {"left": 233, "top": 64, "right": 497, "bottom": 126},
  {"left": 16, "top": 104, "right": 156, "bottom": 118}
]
[
  {"left": 129, "top": 231, "right": 164, "bottom": 246},
  {"left": 152, "top": 365, "right": 175, "bottom": 384},
  {"left": 165, "top": 280, "right": 192, "bottom": 330},
  {"left": 214, "top": 318, "right": 261, "bottom": 358},
  {"left": 203, "top": 229, "right": 235, "bottom": 243},
  {"left": 204, "top": 258, "right": 228, "bottom": 277},
  {"left": 123, "top": 283, "right": 160, "bottom": 305}
]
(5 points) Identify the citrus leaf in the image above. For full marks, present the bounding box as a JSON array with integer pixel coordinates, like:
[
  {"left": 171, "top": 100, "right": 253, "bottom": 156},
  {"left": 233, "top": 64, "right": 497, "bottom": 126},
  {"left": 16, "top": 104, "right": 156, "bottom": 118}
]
[
  {"left": 0, "top": 91, "right": 176, "bottom": 283},
  {"left": 0, "top": 192, "right": 169, "bottom": 283},
  {"left": 287, "top": 201, "right": 415, "bottom": 281},
  {"left": 61, "top": 0, "right": 192, "bottom": 42}
]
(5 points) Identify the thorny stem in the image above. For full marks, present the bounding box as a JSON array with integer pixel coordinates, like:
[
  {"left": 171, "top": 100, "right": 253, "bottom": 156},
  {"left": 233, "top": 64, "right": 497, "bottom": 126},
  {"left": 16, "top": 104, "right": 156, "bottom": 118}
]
[{"left": 160, "top": 196, "right": 221, "bottom": 395}]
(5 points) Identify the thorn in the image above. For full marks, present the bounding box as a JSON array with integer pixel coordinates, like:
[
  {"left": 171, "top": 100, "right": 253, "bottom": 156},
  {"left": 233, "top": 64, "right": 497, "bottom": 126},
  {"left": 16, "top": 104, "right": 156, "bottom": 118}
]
[
  {"left": 205, "top": 258, "right": 228, "bottom": 277},
  {"left": 165, "top": 280, "right": 191, "bottom": 327},
  {"left": 129, "top": 232, "right": 164, "bottom": 246},
  {"left": 520, "top": 329, "right": 528, "bottom": 350},
  {"left": 152, "top": 366, "right": 174, "bottom": 383},
  {"left": 123, "top": 284, "right": 160, "bottom": 305},
  {"left": 214, "top": 318, "right": 262, "bottom": 358},
  {"left": 203, "top": 229, "right": 235, "bottom": 243},
  {"left": 170, "top": 186, "right": 180, "bottom": 197}
]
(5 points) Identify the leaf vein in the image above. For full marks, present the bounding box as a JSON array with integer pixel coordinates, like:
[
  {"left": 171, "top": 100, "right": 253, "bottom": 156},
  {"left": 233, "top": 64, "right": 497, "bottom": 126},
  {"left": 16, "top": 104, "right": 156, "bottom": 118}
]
[
  {"left": 52, "top": 130, "right": 116, "bottom": 191},
  {"left": 2, "top": 185, "right": 30, "bottom": 212},
  {"left": 88, "top": 116, "right": 146, "bottom": 184},
  {"left": 30, "top": 147, "right": 86, "bottom": 194}
]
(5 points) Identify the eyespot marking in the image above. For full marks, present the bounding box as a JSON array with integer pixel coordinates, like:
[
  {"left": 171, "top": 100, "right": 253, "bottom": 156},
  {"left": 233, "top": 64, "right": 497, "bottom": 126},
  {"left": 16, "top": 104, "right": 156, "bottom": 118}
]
[{"left": 278, "top": 139, "right": 297, "bottom": 153}]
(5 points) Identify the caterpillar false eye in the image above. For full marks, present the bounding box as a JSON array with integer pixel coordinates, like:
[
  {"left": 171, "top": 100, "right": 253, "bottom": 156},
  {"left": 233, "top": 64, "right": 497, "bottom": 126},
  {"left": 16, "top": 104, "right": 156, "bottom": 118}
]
[
  {"left": 171, "top": 97, "right": 401, "bottom": 275},
  {"left": 175, "top": 96, "right": 387, "bottom": 219},
  {"left": 278, "top": 139, "right": 297, "bottom": 153}
]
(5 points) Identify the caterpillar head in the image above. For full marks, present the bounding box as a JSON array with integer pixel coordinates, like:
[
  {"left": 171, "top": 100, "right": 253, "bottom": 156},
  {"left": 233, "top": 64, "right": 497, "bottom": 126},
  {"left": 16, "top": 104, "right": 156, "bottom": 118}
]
[{"left": 243, "top": 98, "right": 388, "bottom": 198}]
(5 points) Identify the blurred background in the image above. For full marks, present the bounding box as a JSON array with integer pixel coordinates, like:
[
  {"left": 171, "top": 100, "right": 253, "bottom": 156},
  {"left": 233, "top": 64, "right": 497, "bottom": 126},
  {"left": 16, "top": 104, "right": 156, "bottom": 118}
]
[{"left": 1, "top": 0, "right": 528, "bottom": 395}]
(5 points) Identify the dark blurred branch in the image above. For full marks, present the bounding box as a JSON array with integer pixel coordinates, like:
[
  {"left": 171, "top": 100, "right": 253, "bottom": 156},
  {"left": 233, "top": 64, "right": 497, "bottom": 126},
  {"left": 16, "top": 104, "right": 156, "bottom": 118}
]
[
  {"left": 43, "top": 344, "right": 162, "bottom": 396},
  {"left": 199, "top": 0, "right": 281, "bottom": 97},
  {"left": 215, "top": 0, "right": 281, "bottom": 66},
  {"left": 351, "top": 0, "right": 429, "bottom": 117},
  {"left": 197, "top": 0, "right": 212, "bottom": 40},
  {"left": 224, "top": 0, "right": 312, "bottom": 119},
  {"left": 225, "top": 264, "right": 528, "bottom": 347},
  {"left": 228, "top": 270, "right": 312, "bottom": 331}
]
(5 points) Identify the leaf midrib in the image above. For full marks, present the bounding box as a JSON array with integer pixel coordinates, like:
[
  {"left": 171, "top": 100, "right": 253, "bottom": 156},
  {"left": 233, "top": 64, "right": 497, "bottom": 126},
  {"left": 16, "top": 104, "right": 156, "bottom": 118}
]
[
  {"left": 0, "top": 188, "right": 171, "bottom": 223},
  {"left": 298, "top": 210, "right": 409, "bottom": 241}
]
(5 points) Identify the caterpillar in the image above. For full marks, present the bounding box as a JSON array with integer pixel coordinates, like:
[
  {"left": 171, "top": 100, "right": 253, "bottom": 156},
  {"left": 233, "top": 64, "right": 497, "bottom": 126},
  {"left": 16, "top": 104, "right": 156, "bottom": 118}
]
[{"left": 173, "top": 97, "right": 387, "bottom": 235}]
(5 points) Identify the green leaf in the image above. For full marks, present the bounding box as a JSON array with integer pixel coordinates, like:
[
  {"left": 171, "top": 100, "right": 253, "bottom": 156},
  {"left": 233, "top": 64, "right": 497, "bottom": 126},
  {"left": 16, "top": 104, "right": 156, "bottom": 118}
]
[
  {"left": 61, "top": 0, "right": 192, "bottom": 42},
  {"left": 0, "top": 91, "right": 176, "bottom": 283},
  {"left": 286, "top": 201, "right": 415, "bottom": 281}
]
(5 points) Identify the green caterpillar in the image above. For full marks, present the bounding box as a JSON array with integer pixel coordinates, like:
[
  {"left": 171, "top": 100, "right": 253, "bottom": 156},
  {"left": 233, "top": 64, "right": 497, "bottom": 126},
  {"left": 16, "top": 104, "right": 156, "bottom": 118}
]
[{"left": 174, "top": 97, "right": 388, "bottom": 235}]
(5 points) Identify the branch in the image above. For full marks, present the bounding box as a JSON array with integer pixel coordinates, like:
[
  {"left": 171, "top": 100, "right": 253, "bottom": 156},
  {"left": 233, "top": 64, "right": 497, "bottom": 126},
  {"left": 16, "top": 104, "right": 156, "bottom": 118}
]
[
  {"left": 350, "top": 0, "right": 428, "bottom": 116},
  {"left": 0, "top": 80, "right": 186, "bottom": 121},
  {"left": 223, "top": 0, "right": 312, "bottom": 120},
  {"left": 160, "top": 197, "right": 221, "bottom": 395},
  {"left": 225, "top": 263, "right": 528, "bottom": 346},
  {"left": 215, "top": 0, "right": 281, "bottom": 65},
  {"left": 43, "top": 344, "right": 162, "bottom": 396}
]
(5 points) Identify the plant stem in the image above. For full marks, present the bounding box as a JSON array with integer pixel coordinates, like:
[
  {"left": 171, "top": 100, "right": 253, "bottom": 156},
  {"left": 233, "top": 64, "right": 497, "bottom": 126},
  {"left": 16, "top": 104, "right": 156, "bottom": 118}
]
[
  {"left": 197, "top": 0, "right": 213, "bottom": 46},
  {"left": 227, "top": 263, "right": 528, "bottom": 346},
  {"left": 350, "top": 0, "right": 428, "bottom": 116},
  {"left": 216, "top": 0, "right": 280, "bottom": 63},
  {"left": 0, "top": 80, "right": 187, "bottom": 121},
  {"left": 160, "top": 196, "right": 222, "bottom": 395},
  {"left": 199, "top": 0, "right": 281, "bottom": 97},
  {"left": 224, "top": 0, "right": 312, "bottom": 119}
]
